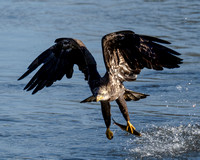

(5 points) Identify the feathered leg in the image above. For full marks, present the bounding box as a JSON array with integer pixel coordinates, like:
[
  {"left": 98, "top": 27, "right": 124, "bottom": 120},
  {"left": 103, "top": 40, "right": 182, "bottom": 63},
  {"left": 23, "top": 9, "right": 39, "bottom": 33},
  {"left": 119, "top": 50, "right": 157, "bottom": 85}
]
[
  {"left": 100, "top": 101, "right": 113, "bottom": 140},
  {"left": 115, "top": 95, "right": 141, "bottom": 136}
]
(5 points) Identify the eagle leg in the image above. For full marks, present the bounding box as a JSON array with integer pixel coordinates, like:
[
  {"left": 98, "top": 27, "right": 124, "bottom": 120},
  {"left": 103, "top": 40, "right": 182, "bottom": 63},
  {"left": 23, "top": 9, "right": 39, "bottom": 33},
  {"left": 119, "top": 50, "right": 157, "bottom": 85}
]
[
  {"left": 100, "top": 101, "right": 113, "bottom": 140},
  {"left": 116, "top": 95, "right": 142, "bottom": 136}
]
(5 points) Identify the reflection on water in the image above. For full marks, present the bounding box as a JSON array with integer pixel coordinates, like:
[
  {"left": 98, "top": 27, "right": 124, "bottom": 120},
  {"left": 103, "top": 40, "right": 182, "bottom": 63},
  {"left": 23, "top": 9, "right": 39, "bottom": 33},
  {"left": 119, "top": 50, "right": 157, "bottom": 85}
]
[{"left": 0, "top": 0, "right": 199, "bottom": 159}]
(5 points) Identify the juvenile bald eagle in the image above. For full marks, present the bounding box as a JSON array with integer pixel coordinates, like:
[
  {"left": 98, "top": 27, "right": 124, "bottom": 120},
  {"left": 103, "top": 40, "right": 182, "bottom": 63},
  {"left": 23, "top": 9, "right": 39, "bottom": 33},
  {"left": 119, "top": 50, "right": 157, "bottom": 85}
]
[{"left": 18, "top": 30, "right": 182, "bottom": 140}]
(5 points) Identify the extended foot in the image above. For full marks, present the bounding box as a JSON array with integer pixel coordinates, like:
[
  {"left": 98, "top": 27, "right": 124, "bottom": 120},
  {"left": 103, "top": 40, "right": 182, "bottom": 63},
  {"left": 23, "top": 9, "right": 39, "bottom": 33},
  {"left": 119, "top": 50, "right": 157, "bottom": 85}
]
[
  {"left": 106, "top": 128, "right": 113, "bottom": 140},
  {"left": 126, "top": 121, "right": 141, "bottom": 136},
  {"left": 112, "top": 119, "right": 142, "bottom": 136},
  {"left": 126, "top": 121, "right": 135, "bottom": 133}
]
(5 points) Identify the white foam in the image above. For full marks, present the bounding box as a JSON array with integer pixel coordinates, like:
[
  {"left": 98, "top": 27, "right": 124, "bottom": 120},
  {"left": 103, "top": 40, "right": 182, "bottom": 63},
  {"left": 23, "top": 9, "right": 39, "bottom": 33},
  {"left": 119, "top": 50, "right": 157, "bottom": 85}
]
[{"left": 126, "top": 124, "right": 200, "bottom": 159}]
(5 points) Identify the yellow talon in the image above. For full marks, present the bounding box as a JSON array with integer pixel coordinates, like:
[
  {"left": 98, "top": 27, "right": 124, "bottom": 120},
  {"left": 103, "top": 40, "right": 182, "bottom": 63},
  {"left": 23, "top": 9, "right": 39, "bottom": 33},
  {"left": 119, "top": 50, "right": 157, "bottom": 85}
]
[
  {"left": 126, "top": 121, "right": 136, "bottom": 134},
  {"left": 106, "top": 128, "right": 113, "bottom": 140},
  {"left": 112, "top": 118, "right": 141, "bottom": 136}
]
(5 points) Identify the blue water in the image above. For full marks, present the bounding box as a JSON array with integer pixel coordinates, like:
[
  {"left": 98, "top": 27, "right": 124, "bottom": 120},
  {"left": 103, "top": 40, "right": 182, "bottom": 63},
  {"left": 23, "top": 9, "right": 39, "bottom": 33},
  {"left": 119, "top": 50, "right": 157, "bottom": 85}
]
[{"left": 0, "top": 0, "right": 200, "bottom": 159}]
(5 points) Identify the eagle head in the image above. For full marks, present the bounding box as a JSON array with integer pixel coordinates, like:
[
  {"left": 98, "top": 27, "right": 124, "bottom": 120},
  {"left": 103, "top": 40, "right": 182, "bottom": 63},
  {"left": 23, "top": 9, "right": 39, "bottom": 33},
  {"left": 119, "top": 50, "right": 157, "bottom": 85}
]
[{"left": 95, "top": 87, "right": 110, "bottom": 102}]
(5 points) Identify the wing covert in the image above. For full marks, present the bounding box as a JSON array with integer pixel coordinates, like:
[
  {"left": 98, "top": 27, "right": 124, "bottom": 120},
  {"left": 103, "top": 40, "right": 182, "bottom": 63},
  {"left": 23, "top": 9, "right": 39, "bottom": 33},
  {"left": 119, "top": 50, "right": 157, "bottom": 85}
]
[{"left": 102, "top": 30, "right": 182, "bottom": 82}]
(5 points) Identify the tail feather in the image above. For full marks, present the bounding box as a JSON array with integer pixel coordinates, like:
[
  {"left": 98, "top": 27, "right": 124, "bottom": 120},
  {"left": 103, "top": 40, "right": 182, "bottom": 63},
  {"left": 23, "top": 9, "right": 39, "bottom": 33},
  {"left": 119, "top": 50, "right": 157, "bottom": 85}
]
[
  {"left": 123, "top": 89, "right": 149, "bottom": 101},
  {"left": 80, "top": 89, "right": 148, "bottom": 103},
  {"left": 80, "top": 95, "right": 96, "bottom": 103}
]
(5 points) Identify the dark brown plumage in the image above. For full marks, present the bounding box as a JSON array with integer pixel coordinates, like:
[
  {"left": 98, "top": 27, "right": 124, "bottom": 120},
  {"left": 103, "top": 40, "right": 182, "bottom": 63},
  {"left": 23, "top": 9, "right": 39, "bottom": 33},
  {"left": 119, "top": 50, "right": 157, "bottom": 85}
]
[{"left": 18, "top": 30, "right": 182, "bottom": 140}]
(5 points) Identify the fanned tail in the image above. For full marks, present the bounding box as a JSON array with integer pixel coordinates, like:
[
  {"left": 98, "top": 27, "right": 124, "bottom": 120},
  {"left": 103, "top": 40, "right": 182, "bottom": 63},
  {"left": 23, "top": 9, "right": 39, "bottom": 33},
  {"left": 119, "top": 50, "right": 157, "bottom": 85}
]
[{"left": 123, "top": 89, "right": 149, "bottom": 101}]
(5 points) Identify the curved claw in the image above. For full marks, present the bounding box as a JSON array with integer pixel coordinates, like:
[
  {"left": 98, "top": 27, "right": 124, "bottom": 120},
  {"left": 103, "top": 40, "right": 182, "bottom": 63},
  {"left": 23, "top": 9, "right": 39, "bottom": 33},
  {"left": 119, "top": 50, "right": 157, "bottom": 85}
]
[
  {"left": 113, "top": 119, "right": 141, "bottom": 136},
  {"left": 106, "top": 128, "right": 113, "bottom": 140},
  {"left": 126, "top": 121, "right": 136, "bottom": 133},
  {"left": 126, "top": 121, "right": 141, "bottom": 136}
]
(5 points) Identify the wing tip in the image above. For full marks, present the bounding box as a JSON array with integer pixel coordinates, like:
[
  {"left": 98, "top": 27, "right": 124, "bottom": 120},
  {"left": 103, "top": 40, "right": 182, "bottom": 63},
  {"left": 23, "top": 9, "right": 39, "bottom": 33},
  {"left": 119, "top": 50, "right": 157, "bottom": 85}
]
[
  {"left": 32, "top": 90, "right": 37, "bottom": 95},
  {"left": 140, "top": 35, "right": 171, "bottom": 44},
  {"left": 18, "top": 72, "right": 28, "bottom": 81},
  {"left": 18, "top": 77, "right": 23, "bottom": 81}
]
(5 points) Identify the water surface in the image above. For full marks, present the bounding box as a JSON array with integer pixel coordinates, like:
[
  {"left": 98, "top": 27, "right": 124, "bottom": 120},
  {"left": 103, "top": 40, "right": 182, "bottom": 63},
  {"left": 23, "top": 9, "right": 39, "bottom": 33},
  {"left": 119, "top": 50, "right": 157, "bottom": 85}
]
[{"left": 0, "top": 0, "right": 199, "bottom": 159}]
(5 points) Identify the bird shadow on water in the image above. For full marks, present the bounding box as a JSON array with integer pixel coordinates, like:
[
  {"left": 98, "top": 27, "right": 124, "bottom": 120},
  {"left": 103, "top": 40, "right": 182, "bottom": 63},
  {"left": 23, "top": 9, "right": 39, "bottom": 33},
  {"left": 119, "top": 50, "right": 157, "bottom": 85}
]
[{"left": 124, "top": 123, "right": 200, "bottom": 159}]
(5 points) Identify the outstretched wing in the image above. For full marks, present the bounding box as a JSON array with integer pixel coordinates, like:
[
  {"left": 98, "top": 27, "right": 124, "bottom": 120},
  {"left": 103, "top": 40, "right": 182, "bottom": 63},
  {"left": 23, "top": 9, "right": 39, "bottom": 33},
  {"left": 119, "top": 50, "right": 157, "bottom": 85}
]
[
  {"left": 102, "top": 30, "right": 182, "bottom": 82},
  {"left": 18, "top": 38, "right": 95, "bottom": 94}
]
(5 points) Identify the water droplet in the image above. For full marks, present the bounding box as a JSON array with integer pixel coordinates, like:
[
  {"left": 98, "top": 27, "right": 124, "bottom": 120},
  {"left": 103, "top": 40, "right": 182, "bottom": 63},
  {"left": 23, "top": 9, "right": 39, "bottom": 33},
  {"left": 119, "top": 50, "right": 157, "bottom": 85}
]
[{"left": 176, "top": 85, "right": 182, "bottom": 91}]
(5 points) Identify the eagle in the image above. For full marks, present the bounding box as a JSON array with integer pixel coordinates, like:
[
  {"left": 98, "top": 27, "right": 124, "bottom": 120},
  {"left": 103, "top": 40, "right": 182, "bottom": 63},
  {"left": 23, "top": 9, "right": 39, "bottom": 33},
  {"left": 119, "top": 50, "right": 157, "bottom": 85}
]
[{"left": 18, "top": 30, "right": 182, "bottom": 140}]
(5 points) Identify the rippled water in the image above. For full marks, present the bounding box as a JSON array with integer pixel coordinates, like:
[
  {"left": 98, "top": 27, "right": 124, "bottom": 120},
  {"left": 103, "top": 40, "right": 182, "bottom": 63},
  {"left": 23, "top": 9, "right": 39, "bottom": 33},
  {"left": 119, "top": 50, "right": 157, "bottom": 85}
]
[{"left": 0, "top": 0, "right": 199, "bottom": 159}]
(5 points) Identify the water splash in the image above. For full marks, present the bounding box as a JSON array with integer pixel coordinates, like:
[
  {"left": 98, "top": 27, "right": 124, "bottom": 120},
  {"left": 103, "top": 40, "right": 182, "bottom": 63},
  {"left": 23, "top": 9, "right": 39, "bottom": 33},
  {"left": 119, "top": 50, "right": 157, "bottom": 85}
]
[
  {"left": 126, "top": 124, "right": 200, "bottom": 159},
  {"left": 176, "top": 85, "right": 182, "bottom": 91}
]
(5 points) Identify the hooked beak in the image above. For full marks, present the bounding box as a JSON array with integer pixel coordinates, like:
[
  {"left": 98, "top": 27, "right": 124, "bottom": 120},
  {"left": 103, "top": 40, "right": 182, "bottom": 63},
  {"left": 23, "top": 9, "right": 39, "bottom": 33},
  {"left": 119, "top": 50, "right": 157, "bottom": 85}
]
[{"left": 96, "top": 95, "right": 104, "bottom": 102}]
